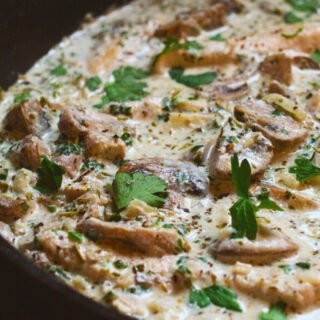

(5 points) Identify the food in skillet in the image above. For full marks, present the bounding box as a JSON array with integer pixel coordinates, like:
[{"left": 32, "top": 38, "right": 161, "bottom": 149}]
[{"left": 1, "top": 0, "right": 320, "bottom": 319}]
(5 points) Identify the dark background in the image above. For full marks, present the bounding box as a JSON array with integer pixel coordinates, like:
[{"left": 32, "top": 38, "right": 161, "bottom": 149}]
[{"left": 0, "top": 1, "right": 129, "bottom": 320}]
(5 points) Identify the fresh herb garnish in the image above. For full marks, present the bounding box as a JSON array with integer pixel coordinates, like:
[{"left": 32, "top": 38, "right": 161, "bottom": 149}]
[
  {"left": 48, "top": 265, "right": 70, "bottom": 280},
  {"left": 287, "top": 0, "right": 319, "bottom": 13},
  {"left": 68, "top": 231, "right": 83, "bottom": 243},
  {"left": 56, "top": 144, "right": 82, "bottom": 156},
  {"left": 153, "top": 37, "right": 204, "bottom": 66},
  {"left": 112, "top": 172, "right": 168, "bottom": 210},
  {"left": 259, "top": 301, "right": 287, "bottom": 320},
  {"left": 121, "top": 132, "right": 133, "bottom": 146},
  {"left": 113, "top": 260, "right": 128, "bottom": 269},
  {"left": 81, "top": 159, "right": 105, "bottom": 172},
  {"left": 109, "top": 104, "right": 132, "bottom": 116},
  {"left": 190, "top": 284, "right": 242, "bottom": 312},
  {"left": 279, "top": 262, "right": 310, "bottom": 274},
  {"left": 169, "top": 68, "right": 217, "bottom": 88},
  {"left": 86, "top": 76, "right": 102, "bottom": 91},
  {"left": 311, "top": 49, "right": 320, "bottom": 64},
  {"left": 50, "top": 64, "right": 67, "bottom": 77},
  {"left": 289, "top": 157, "right": 320, "bottom": 182},
  {"left": 281, "top": 27, "right": 303, "bottom": 39},
  {"left": 14, "top": 91, "right": 31, "bottom": 104},
  {"left": 0, "top": 168, "right": 8, "bottom": 180},
  {"left": 104, "top": 66, "right": 149, "bottom": 102},
  {"left": 283, "top": 11, "right": 303, "bottom": 24},
  {"left": 209, "top": 34, "right": 225, "bottom": 41},
  {"left": 35, "top": 157, "right": 65, "bottom": 195},
  {"left": 230, "top": 155, "right": 282, "bottom": 240}
]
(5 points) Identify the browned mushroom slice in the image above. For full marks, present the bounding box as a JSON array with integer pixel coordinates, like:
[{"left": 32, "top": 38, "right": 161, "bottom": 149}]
[
  {"left": 234, "top": 98, "right": 308, "bottom": 150},
  {"left": 0, "top": 195, "right": 28, "bottom": 223},
  {"left": 211, "top": 226, "right": 298, "bottom": 265},
  {"left": 293, "top": 56, "right": 320, "bottom": 70},
  {"left": 118, "top": 157, "right": 208, "bottom": 196},
  {"left": 260, "top": 53, "right": 292, "bottom": 85},
  {"left": 78, "top": 217, "right": 189, "bottom": 257},
  {"left": 209, "top": 120, "right": 273, "bottom": 182},
  {"left": 211, "top": 0, "right": 244, "bottom": 13},
  {"left": 4, "top": 100, "right": 51, "bottom": 138},
  {"left": 233, "top": 269, "right": 320, "bottom": 310},
  {"left": 37, "top": 230, "right": 118, "bottom": 282},
  {"left": 258, "top": 182, "right": 319, "bottom": 210},
  {"left": 154, "top": 4, "right": 227, "bottom": 39},
  {"left": 53, "top": 154, "right": 83, "bottom": 177},
  {"left": 9, "top": 135, "right": 50, "bottom": 171}
]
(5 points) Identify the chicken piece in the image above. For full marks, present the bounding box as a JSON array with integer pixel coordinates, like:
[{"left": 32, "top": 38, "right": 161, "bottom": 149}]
[
  {"left": 293, "top": 56, "right": 320, "bottom": 70},
  {"left": 232, "top": 269, "right": 320, "bottom": 310},
  {"left": 237, "top": 23, "right": 320, "bottom": 54},
  {"left": 209, "top": 120, "right": 273, "bottom": 183},
  {"left": 58, "top": 106, "right": 120, "bottom": 139},
  {"left": 258, "top": 182, "right": 319, "bottom": 210},
  {"left": 9, "top": 135, "right": 50, "bottom": 171},
  {"left": 0, "top": 222, "right": 14, "bottom": 243},
  {"left": 118, "top": 157, "right": 208, "bottom": 196},
  {"left": 78, "top": 217, "right": 189, "bottom": 257},
  {"left": 53, "top": 154, "right": 83, "bottom": 177},
  {"left": 0, "top": 195, "right": 28, "bottom": 223},
  {"left": 152, "top": 41, "right": 236, "bottom": 73},
  {"left": 37, "top": 230, "right": 117, "bottom": 283},
  {"left": 259, "top": 53, "right": 292, "bottom": 85},
  {"left": 234, "top": 98, "right": 308, "bottom": 150},
  {"left": 4, "top": 100, "right": 50, "bottom": 137},
  {"left": 154, "top": 4, "right": 227, "bottom": 39},
  {"left": 84, "top": 131, "right": 125, "bottom": 161},
  {"left": 211, "top": 226, "right": 298, "bottom": 265}
]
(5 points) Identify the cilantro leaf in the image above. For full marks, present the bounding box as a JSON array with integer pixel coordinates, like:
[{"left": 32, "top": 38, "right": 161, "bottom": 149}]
[
  {"left": 230, "top": 197, "right": 257, "bottom": 240},
  {"left": 169, "top": 68, "right": 217, "bottom": 88},
  {"left": 259, "top": 302, "right": 287, "bottom": 320},
  {"left": 86, "top": 76, "right": 102, "bottom": 91},
  {"left": 50, "top": 64, "right": 67, "bottom": 77},
  {"left": 283, "top": 11, "right": 304, "bottom": 24},
  {"left": 311, "top": 49, "right": 320, "bottom": 64},
  {"left": 190, "top": 285, "right": 242, "bottom": 312},
  {"left": 153, "top": 37, "right": 204, "bottom": 66},
  {"left": 287, "top": 0, "right": 319, "bottom": 12},
  {"left": 231, "top": 154, "right": 251, "bottom": 198},
  {"left": 14, "top": 91, "right": 31, "bottom": 104},
  {"left": 56, "top": 144, "right": 82, "bottom": 156},
  {"left": 209, "top": 34, "right": 225, "bottom": 41},
  {"left": 289, "top": 157, "right": 320, "bottom": 181},
  {"left": 112, "top": 172, "right": 168, "bottom": 210},
  {"left": 104, "top": 66, "right": 149, "bottom": 102},
  {"left": 35, "top": 157, "right": 65, "bottom": 194},
  {"left": 257, "top": 198, "right": 284, "bottom": 211}
]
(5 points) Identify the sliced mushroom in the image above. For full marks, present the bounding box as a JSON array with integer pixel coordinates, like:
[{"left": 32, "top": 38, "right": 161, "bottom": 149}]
[
  {"left": 211, "top": 226, "right": 298, "bottom": 265},
  {"left": 154, "top": 4, "right": 227, "bottom": 39},
  {"left": 0, "top": 195, "right": 28, "bottom": 223},
  {"left": 234, "top": 98, "right": 308, "bottom": 150},
  {"left": 78, "top": 217, "right": 189, "bottom": 257},
  {"left": 267, "top": 80, "right": 292, "bottom": 98},
  {"left": 9, "top": 135, "right": 50, "bottom": 171},
  {"left": 118, "top": 157, "right": 208, "bottom": 196},
  {"left": 209, "top": 120, "right": 273, "bottom": 184},
  {"left": 53, "top": 153, "right": 83, "bottom": 178},
  {"left": 259, "top": 53, "right": 292, "bottom": 85}
]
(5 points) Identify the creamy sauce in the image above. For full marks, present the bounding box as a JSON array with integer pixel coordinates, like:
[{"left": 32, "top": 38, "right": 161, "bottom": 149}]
[{"left": 0, "top": 0, "right": 320, "bottom": 319}]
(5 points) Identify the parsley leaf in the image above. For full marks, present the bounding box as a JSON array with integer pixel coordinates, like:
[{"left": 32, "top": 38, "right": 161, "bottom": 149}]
[
  {"left": 50, "top": 64, "right": 67, "bottom": 77},
  {"left": 231, "top": 154, "right": 251, "bottom": 198},
  {"left": 153, "top": 37, "right": 204, "bottom": 66},
  {"left": 209, "top": 34, "right": 225, "bottom": 41},
  {"left": 190, "top": 285, "right": 242, "bottom": 312},
  {"left": 104, "top": 66, "right": 149, "bottom": 102},
  {"left": 35, "top": 157, "right": 65, "bottom": 194},
  {"left": 311, "top": 49, "right": 320, "bottom": 64},
  {"left": 289, "top": 157, "right": 320, "bottom": 181},
  {"left": 56, "top": 144, "right": 82, "bottom": 156},
  {"left": 68, "top": 231, "right": 83, "bottom": 243},
  {"left": 14, "top": 91, "right": 31, "bottom": 104},
  {"left": 86, "top": 76, "right": 102, "bottom": 91},
  {"left": 287, "top": 0, "right": 319, "bottom": 12},
  {"left": 81, "top": 159, "right": 104, "bottom": 172},
  {"left": 259, "top": 302, "right": 287, "bottom": 320},
  {"left": 283, "top": 11, "right": 304, "bottom": 24},
  {"left": 169, "top": 68, "right": 217, "bottom": 88},
  {"left": 112, "top": 172, "right": 168, "bottom": 210}
]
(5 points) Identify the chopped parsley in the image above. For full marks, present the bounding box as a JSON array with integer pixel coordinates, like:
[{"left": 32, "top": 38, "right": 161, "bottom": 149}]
[
  {"left": 121, "top": 132, "right": 133, "bottom": 146},
  {"left": 68, "top": 231, "right": 83, "bottom": 243},
  {"left": 311, "top": 49, "right": 320, "bottom": 64},
  {"left": 189, "top": 284, "right": 242, "bottom": 312},
  {"left": 287, "top": 0, "right": 319, "bottom": 13},
  {"left": 112, "top": 172, "right": 168, "bottom": 210},
  {"left": 14, "top": 91, "right": 31, "bottom": 104},
  {"left": 104, "top": 66, "right": 149, "bottom": 102},
  {"left": 259, "top": 301, "right": 287, "bottom": 320},
  {"left": 169, "top": 68, "right": 217, "bottom": 88},
  {"left": 113, "top": 260, "right": 128, "bottom": 269},
  {"left": 279, "top": 262, "right": 310, "bottom": 274},
  {"left": 86, "top": 76, "right": 102, "bottom": 91},
  {"left": 283, "top": 11, "right": 303, "bottom": 24},
  {"left": 209, "top": 34, "right": 225, "bottom": 41},
  {"left": 50, "top": 64, "right": 67, "bottom": 77},
  {"left": 0, "top": 168, "right": 8, "bottom": 180},
  {"left": 35, "top": 157, "right": 65, "bottom": 195},
  {"left": 109, "top": 104, "right": 132, "bottom": 116},
  {"left": 230, "top": 155, "right": 282, "bottom": 240},
  {"left": 48, "top": 265, "right": 70, "bottom": 280},
  {"left": 81, "top": 159, "right": 105, "bottom": 172},
  {"left": 289, "top": 157, "right": 320, "bottom": 182},
  {"left": 56, "top": 144, "right": 82, "bottom": 156}
]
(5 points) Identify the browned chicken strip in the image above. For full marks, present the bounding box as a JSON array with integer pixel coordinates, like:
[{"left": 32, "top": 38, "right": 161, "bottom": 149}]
[{"left": 0, "top": 195, "right": 29, "bottom": 223}]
